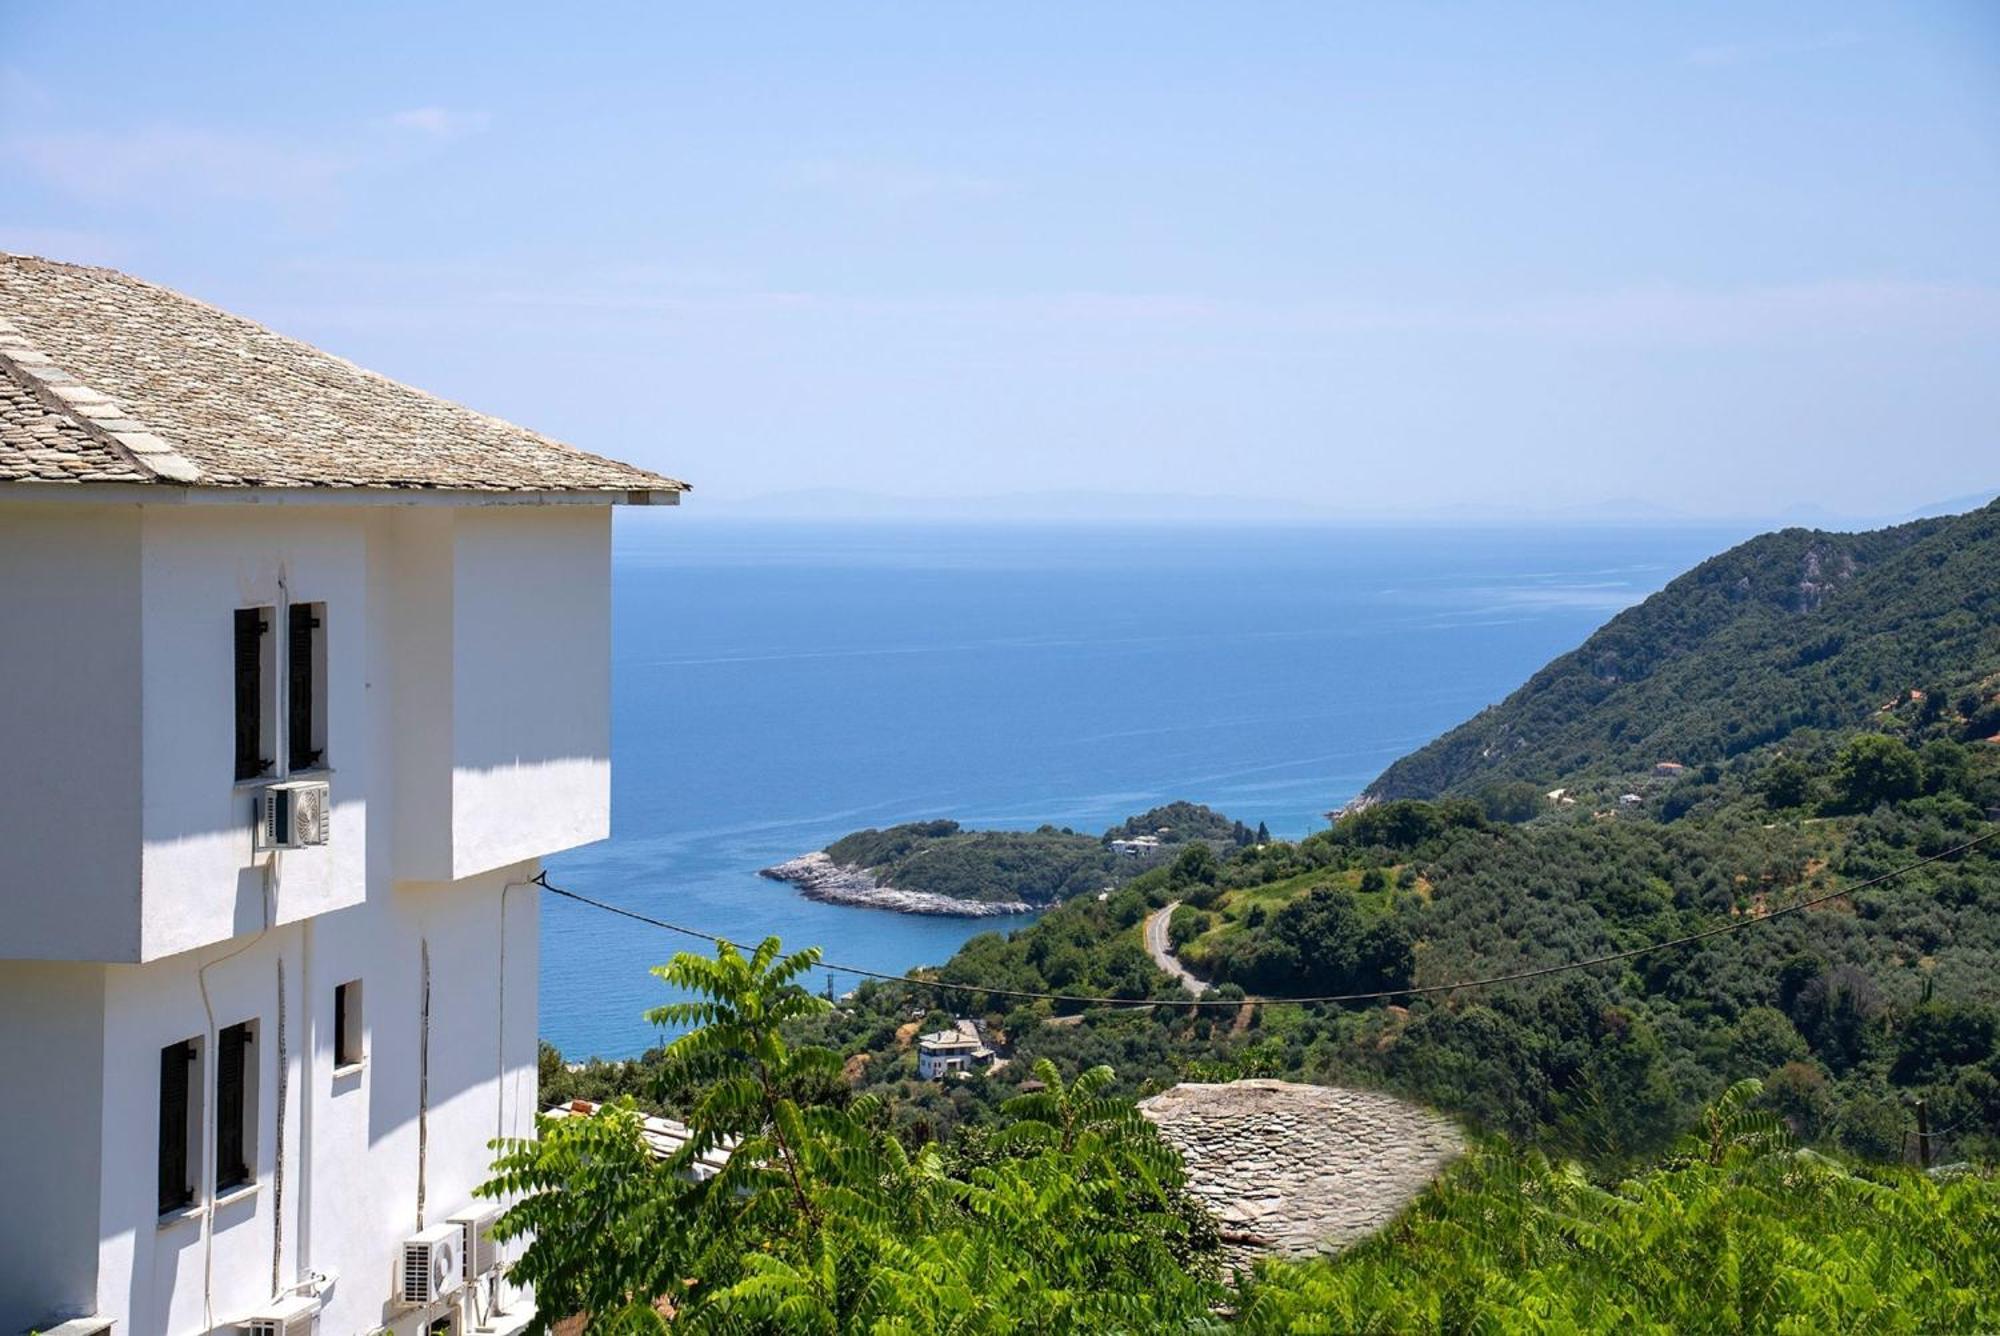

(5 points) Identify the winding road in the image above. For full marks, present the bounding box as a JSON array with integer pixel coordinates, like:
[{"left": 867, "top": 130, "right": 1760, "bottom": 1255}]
[{"left": 1144, "top": 900, "right": 1212, "bottom": 996}]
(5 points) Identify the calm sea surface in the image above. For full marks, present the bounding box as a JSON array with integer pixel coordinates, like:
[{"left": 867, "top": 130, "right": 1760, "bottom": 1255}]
[{"left": 540, "top": 517, "right": 1751, "bottom": 1059}]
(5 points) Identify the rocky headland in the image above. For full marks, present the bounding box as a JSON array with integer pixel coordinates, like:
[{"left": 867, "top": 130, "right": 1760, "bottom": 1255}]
[{"left": 758, "top": 851, "right": 1036, "bottom": 917}]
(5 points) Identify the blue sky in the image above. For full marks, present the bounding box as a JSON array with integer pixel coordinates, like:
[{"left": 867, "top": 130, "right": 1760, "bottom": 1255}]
[{"left": 3, "top": 3, "right": 1996, "bottom": 519}]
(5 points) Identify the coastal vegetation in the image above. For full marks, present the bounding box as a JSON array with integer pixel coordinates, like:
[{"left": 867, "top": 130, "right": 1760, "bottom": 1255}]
[
  {"left": 780, "top": 801, "right": 1251, "bottom": 909},
  {"left": 1369, "top": 498, "right": 2000, "bottom": 802},
  {"left": 551, "top": 737, "right": 2000, "bottom": 1168},
  {"left": 525, "top": 502, "right": 2000, "bottom": 1329},
  {"left": 509, "top": 941, "right": 2000, "bottom": 1333},
  {"left": 1236, "top": 1091, "right": 2000, "bottom": 1333},
  {"left": 490, "top": 937, "right": 1224, "bottom": 1333},
  {"left": 822, "top": 820, "right": 1117, "bottom": 905}
]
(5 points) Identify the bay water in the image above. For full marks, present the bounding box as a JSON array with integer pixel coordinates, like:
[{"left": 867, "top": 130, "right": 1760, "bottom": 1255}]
[{"left": 541, "top": 517, "right": 1750, "bottom": 1059}]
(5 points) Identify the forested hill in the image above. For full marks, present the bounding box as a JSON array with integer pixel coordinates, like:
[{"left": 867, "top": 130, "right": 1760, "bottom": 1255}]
[
  {"left": 809, "top": 802, "right": 1256, "bottom": 906},
  {"left": 1367, "top": 498, "right": 2000, "bottom": 800}
]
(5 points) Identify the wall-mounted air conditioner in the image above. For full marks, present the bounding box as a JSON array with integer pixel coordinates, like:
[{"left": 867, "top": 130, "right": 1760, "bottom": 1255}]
[
  {"left": 400, "top": 1222, "right": 463, "bottom": 1306},
  {"left": 450, "top": 1205, "right": 503, "bottom": 1282},
  {"left": 255, "top": 779, "right": 330, "bottom": 851},
  {"left": 239, "top": 1293, "right": 320, "bottom": 1336}
]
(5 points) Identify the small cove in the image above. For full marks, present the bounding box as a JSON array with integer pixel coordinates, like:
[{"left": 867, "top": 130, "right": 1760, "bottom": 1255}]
[{"left": 540, "top": 517, "right": 1752, "bottom": 1059}]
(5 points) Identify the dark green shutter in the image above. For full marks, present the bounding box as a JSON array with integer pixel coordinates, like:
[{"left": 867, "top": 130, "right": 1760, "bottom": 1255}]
[
  {"left": 158, "top": 1041, "right": 193, "bottom": 1213},
  {"left": 234, "top": 610, "right": 268, "bottom": 781},
  {"left": 216, "top": 1023, "right": 250, "bottom": 1190},
  {"left": 288, "top": 604, "right": 321, "bottom": 770},
  {"left": 334, "top": 982, "right": 350, "bottom": 1064}
]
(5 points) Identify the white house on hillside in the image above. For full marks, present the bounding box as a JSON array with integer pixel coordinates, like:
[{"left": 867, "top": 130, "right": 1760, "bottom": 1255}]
[{"left": 0, "top": 255, "right": 685, "bottom": 1336}]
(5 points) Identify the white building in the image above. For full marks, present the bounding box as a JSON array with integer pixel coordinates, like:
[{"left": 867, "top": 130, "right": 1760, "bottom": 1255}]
[
  {"left": 0, "top": 256, "right": 685, "bottom": 1336},
  {"left": 915, "top": 1021, "right": 994, "bottom": 1080}
]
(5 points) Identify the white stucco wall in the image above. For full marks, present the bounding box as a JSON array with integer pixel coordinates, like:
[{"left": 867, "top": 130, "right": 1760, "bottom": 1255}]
[
  {"left": 0, "top": 962, "right": 107, "bottom": 1330},
  {"left": 1, "top": 493, "right": 625, "bottom": 1333},
  {"left": 450, "top": 507, "right": 612, "bottom": 879},
  {"left": 2, "top": 501, "right": 612, "bottom": 964},
  {"left": 387, "top": 510, "right": 457, "bottom": 885},
  {"left": 0, "top": 503, "right": 144, "bottom": 961},
  {"left": 83, "top": 859, "right": 540, "bottom": 1336},
  {"left": 137, "top": 508, "right": 371, "bottom": 960}
]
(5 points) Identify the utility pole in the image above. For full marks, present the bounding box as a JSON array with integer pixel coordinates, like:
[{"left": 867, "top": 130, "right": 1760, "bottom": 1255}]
[{"left": 1915, "top": 1098, "right": 1932, "bottom": 1170}]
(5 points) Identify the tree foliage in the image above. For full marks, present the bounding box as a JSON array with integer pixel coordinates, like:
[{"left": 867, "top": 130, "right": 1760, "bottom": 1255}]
[
  {"left": 1235, "top": 1085, "right": 2000, "bottom": 1334},
  {"left": 1370, "top": 500, "right": 2000, "bottom": 799},
  {"left": 484, "top": 937, "right": 1221, "bottom": 1333}
]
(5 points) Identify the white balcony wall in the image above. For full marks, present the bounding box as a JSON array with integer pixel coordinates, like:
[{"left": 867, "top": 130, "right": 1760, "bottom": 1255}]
[{"left": 449, "top": 506, "right": 612, "bottom": 879}]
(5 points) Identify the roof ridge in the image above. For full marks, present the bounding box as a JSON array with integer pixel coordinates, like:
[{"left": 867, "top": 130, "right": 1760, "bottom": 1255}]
[{"left": 0, "top": 313, "right": 201, "bottom": 484}]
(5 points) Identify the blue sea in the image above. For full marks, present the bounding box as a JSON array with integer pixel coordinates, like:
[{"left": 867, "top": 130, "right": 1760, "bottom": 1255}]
[{"left": 540, "top": 518, "right": 1752, "bottom": 1059}]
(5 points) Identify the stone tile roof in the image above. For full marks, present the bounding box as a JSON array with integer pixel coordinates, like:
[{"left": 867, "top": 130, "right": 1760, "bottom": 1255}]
[
  {"left": 1138, "top": 1079, "right": 1463, "bottom": 1270},
  {"left": 0, "top": 254, "right": 687, "bottom": 496},
  {"left": 1, "top": 366, "right": 150, "bottom": 483}
]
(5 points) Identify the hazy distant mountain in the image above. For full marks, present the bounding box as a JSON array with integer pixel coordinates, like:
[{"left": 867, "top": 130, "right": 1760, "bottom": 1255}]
[
  {"left": 700, "top": 487, "right": 1336, "bottom": 522},
  {"left": 695, "top": 485, "right": 2000, "bottom": 529},
  {"left": 1896, "top": 488, "right": 2000, "bottom": 522}
]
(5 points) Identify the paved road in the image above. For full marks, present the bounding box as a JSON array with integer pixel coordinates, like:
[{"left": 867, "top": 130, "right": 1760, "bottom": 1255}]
[{"left": 1144, "top": 900, "right": 1211, "bottom": 996}]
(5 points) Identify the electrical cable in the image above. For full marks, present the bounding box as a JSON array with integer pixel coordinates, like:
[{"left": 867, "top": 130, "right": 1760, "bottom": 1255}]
[
  {"left": 1921, "top": 1109, "right": 1984, "bottom": 1141},
  {"left": 534, "top": 826, "right": 1997, "bottom": 1011}
]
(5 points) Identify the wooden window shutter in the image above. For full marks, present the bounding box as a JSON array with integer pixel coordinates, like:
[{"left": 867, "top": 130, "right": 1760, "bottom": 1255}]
[
  {"left": 158, "top": 1041, "right": 193, "bottom": 1214},
  {"left": 333, "top": 982, "right": 348, "bottom": 1063},
  {"left": 234, "top": 609, "right": 268, "bottom": 781},
  {"left": 288, "top": 604, "right": 321, "bottom": 771},
  {"left": 216, "top": 1024, "right": 250, "bottom": 1189}
]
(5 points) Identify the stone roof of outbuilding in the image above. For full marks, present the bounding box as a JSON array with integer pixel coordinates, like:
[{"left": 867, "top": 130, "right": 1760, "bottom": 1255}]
[{"left": 0, "top": 254, "right": 687, "bottom": 496}]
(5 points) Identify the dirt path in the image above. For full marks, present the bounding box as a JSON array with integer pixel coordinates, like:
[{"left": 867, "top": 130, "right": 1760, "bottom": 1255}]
[{"left": 1144, "top": 901, "right": 1212, "bottom": 996}]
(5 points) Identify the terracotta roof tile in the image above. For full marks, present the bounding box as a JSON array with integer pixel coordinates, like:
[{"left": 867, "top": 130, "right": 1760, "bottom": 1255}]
[{"left": 0, "top": 255, "right": 686, "bottom": 496}]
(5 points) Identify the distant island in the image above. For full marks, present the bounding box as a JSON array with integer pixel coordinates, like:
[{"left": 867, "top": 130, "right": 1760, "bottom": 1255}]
[{"left": 760, "top": 802, "right": 1267, "bottom": 915}]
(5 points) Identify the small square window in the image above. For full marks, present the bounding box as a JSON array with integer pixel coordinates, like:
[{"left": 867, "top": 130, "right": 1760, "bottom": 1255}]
[{"left": 334, "top": 979, "right": 365, "bottom": 1068}]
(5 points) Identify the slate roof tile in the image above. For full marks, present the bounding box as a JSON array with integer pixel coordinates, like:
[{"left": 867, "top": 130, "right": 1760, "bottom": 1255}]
[{"left": 0, "top": 255, "right": 686, "bottom": 496}]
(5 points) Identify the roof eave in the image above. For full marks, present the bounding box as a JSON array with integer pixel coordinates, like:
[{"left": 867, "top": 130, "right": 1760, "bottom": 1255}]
[{"left": 0, "top": 481, "right": 688, "bottom": 508}]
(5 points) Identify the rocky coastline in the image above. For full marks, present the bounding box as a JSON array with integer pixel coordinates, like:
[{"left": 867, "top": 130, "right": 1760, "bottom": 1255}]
[{"left": 758, "top": 851, "right": 1036, "bottom": 917}]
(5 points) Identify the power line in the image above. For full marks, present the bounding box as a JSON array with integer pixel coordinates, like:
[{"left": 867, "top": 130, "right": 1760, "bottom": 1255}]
[
  {"left": 535, "top": 827, "right": 1997, "bottom": 1012},
  {"left": 1922, "top": 1108, "right": 1983, "bottom": 1141}
]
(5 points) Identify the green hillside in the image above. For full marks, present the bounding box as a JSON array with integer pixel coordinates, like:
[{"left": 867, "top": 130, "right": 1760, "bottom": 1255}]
[{"left": 1367, "top": 498, "right": 2000, "bottom": 800}]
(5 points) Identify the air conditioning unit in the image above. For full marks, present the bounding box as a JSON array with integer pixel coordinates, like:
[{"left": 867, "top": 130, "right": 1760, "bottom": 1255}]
[
  {"left": 400, "top": 1222, "right": 462, "bottom": 1306},
  {"left": 239, "top": 1293, "right": 320, "bottom": 1336},
  {"left": 256, "top": 779, "right": 330, "bottom": 851},
  {"left": 450, "top": 1206, "right": 503, "bottom": 1281}
]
